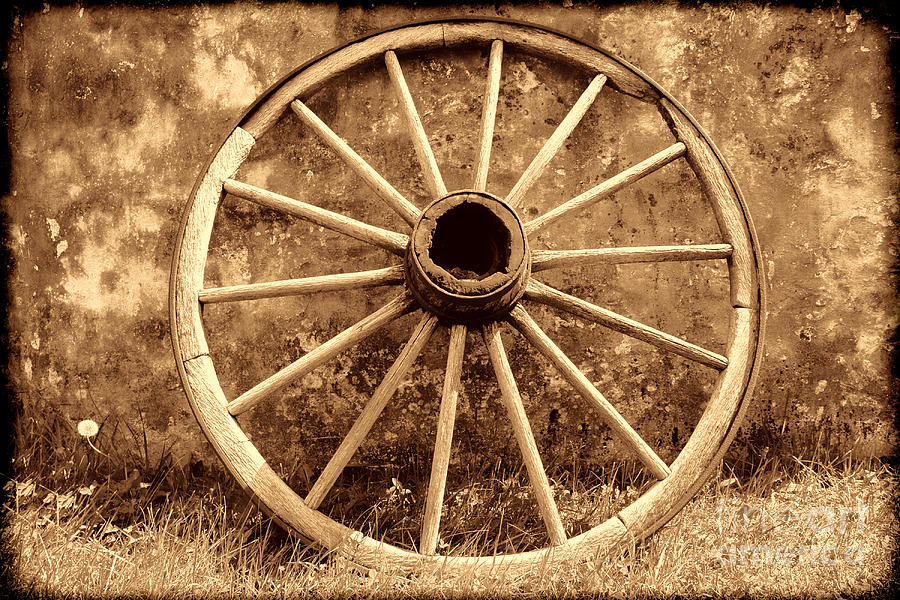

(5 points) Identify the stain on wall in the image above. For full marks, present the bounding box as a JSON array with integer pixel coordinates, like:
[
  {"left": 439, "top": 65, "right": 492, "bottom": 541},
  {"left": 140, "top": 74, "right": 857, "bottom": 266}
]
[{"left": 5, "top": 4, "right": 897, "bottom": 485}]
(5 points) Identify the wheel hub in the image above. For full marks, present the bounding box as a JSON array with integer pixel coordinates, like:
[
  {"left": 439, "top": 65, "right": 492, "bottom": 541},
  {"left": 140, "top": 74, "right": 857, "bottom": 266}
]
[{"left": 406, "top": 190, "right": 530, "bottom": 322}]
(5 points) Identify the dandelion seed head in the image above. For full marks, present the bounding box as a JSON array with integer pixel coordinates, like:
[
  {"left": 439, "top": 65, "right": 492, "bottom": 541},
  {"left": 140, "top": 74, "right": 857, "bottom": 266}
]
[{"left": 77, "top": 419, "right": 99, "bottom": 438}]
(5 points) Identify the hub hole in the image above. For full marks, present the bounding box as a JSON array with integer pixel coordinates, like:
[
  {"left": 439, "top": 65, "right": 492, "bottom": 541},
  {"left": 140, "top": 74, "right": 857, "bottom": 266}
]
[{"left": 429, "top": 203, "right": 511, "bottom": 280}]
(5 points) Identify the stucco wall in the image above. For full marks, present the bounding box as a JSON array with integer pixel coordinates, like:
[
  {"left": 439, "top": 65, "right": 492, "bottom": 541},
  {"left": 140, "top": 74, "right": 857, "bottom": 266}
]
[{"left": 4, "top": 3, "right": 897, "bottom": 479}]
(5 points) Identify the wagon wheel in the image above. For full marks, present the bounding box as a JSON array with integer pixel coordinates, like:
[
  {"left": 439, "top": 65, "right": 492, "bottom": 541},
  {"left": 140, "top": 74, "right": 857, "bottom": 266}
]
[{"left": 170, "top": 18, "right": 764, "bottom": 573}]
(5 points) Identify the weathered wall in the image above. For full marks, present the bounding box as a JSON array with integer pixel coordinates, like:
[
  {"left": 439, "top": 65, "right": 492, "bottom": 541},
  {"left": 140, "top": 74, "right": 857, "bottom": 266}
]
[{"left": 4, "top": 3, "right": 897, "bottom": 481}]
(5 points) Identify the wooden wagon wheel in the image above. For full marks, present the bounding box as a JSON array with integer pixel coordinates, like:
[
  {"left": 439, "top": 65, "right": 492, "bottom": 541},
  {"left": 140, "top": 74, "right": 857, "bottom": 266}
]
[{"left": 169, "top": 18, "right": 764, "bottom": 573}]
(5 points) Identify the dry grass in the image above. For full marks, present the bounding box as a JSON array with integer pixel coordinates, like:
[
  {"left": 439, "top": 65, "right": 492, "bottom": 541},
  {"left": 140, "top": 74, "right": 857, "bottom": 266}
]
[{"left": 2, "top": 408, "right": 897, "bottom": 598}]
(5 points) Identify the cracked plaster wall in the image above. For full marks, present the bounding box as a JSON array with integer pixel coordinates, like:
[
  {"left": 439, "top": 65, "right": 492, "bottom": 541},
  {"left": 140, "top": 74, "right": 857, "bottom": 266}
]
[{"left": 4, "top": 3, "right": 897, "bottom": 479}]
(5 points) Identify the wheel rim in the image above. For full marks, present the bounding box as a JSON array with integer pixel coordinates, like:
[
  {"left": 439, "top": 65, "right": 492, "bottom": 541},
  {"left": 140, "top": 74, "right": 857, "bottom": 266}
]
[{"left": 169, "top": 17, "right": 765, "bottom": 572}]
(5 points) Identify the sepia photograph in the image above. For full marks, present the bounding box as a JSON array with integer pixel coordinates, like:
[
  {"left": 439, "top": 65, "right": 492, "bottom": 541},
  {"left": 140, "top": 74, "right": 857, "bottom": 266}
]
[{"left": 2, "top": 1, "right": 897, "bottom": 597}]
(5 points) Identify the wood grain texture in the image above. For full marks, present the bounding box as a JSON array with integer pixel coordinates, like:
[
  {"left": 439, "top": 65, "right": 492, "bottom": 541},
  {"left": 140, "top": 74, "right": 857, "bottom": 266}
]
[
  {"left": 291, "top": 100, "right": 421, "bottom": 227},
  {"left": 618, "top": 307, "right": 757, "bottom": 536},
  {"left": 473, "top": 40, "right": 503, "bottom": 192},
  {"left": 441, "top": 22, "right": 659, "bottom": 101},
  {"left": 199, "top": 265, "right": 405, "bottom": 304},
  {"left": 290, "top": 99, "right": 421, "bottom": 226},
  {"left": 242, "top": 24, "right": 446, "bottom": 138},
  {"left": 531, "top": 244, "right": 732, "bottom": 272},
  {"left": 184, "top": 355, "right": 267, "bottom": 489},
  {"left": 385, "top": 50, "right": 447, "bottom": 200},
  {"left": 305, "top": 314, "right": 439, "bottom": 509},
  {"left": 227, "top": 294, "right": 414, "bottom": 416},
  {"left": 508, "top": 306, "right": 670, "bottom": 480},
  {"left": 185, "top": 347, "right": 632, "bottom": 572},
  {"left": 525, "top": 280, "right": 728, "bottom": 370},
  {"left": 505, "top": 74, "right": 607, "bottom": 209},
  {"left": 524, "top": 143, "right": 685, "bottom": 235},
  {"left": 420, "top": 323, "right": 467, "bottom": 555},
  {"left": 657, "top": 98, "right": 757, "bottom": 308},
  {"left": 223, "top": 179, "right": 408, "bottom": 255},
  {"left": 175, "top": 127, "right": 256, "bottom": 360},
  {"left": 242, "top": 22, "right": 660, "bottom": 140},
  {"left": 483, "top": 322, "right": 567, "bottom": 546},
  {"left": 184, "top": 343, "right": 632, "bottom": 569},
  {"left": 184, "top": 355, "right": 367, "bottom": 552}
]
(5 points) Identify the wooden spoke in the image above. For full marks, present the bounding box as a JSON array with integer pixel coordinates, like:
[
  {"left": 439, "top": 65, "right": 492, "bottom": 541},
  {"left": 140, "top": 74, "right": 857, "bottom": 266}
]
[
  {"left": 420, "top": 323, "right": 467, "bottom": 555},
  {"left": 227, "top": 294, "right": 415, "bottom": 416},
  {"left": 525, "top": 280, "right": 728, "bottom": 370},
  {"left": 223, "top": 179, "right": 408, "bottom": 255},
  {"left": 658, "top": 98, "right": 758, "bottom": 308},
  {"left": 305, "top": 314, "right": 439, "bottom": 509},
  {"left": 531, "top": 244, "right": 732, "bottom": 272},
  {"left": 473, "top": 40, "right": 503, "bottom": 192},
  {"left": 385, "top": 51, "right": 447, "bottom": 200},
  {"left": 524, "top": 142, "right": 687, "bottom": 235},
  {"left": 482, "top": 323, "right": 567, "bottom": 546},
  {"left": 507, "top": 306, "right": 670, "bottom": 480},
  {"left": 200, "top": 266, "right": 405, "bottom": 304},
  {"left": 505, "top": 74, "right": 607, "bottom": 209},
  {"left": 290, "top": 99, "right": 421, "bottom": 226}
]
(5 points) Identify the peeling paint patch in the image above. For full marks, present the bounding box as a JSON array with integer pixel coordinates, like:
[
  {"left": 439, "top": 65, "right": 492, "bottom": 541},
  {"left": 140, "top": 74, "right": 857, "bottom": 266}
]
[
  {"left": 776, "top": 56, "right": 812, "bottom": 108},
  {"left": 126, "top": 205, "right": 163, "bottom": 234},
  {"left": 112, "top": 100, "right": 179, "bottom": 174},
  {"left": 856, "top": 329, "right": 889, "bottom": 356},
  {"left": 45, "top": 149, "right": 78, "bottom": 183},
  {"left": 825, "top": 107, "right": 876, "bottom": 167},
  {"left": 237, "top": 159, "right": 278, "bottom": 189},
  {"left": 509, "top": 61, "right": 541, "bottom": 93},
  {"left": 193, "top": 53, "right": 261, "bottom": 111},
  {"left": 59, "top": 207, "right": 167, "bottom": 315},
  {"left": 844, "top": 9, "right": 861, "bottom": 33},
  {"left": 647, "top": 23, "right": 690, "bottom": 83},
  {"left": 46, "top": 217, "right": 60, "bottom": 240},
  {"left": 10, "top": 224, "right": 28, "bottom": 246}
]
